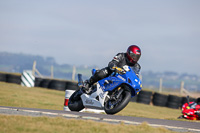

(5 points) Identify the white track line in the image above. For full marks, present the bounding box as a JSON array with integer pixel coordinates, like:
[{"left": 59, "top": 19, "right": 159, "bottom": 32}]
[{"left": 0, "top": 107, "right": 200, "bottom": 132}]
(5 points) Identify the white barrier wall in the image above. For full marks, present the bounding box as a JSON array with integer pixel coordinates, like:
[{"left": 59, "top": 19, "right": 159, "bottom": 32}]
[{"left": 21, "top": 70, "right": 35, "bottom": 87}]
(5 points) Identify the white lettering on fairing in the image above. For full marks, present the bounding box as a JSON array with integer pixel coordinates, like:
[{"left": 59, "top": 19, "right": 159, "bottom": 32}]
[{"left": 117, "top": 75, "right": 126, "bottom": 81}]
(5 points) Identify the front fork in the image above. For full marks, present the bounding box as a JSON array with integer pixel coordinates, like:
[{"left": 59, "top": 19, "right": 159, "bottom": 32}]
[
  {"left": 116, "top": 87, "right": 123, "bottom": 99},
  {"left": 105, "top": 87, "right": 124, "bottom": 107}
]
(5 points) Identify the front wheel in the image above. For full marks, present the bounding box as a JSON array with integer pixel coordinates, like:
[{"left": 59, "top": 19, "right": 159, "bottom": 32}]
[
  {"left": 104, "top": 88, "right": 131, "bottom": 115},
  {"left": 68, "top": 89, "right": 84, "bottom": 111}
]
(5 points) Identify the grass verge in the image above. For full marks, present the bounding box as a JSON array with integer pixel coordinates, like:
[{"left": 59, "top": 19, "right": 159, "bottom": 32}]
[
  {"left": 0, "top": 82, "right": 197, "bottom": 133},
  {"left": 0, "top": 114, "right": 178, "bottom": 133},
  {"left": 0, "top": 81, "right": 198, "bottom": 122},
  {"left": 117, "top": 102, "right": 181, "bottom": 120},
  {"left": 0, "top": 82, "right": 64, "bottom": 110}
]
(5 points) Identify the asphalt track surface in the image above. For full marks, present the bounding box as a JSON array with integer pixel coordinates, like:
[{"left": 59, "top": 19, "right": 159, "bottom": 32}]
[{"left": 0, "top": 106, "right": 200, "bottom": 133}]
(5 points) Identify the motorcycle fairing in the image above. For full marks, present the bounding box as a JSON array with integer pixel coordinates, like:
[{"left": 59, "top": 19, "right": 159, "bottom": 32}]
[
  {"left": 81, "top": 83, "right": 108, "bottom": 109},
  {"left": 80, "top": 66, "right": 142, "bottom": 109},
  {"left": 98, "top": 66, "right": 142, "bottom": 97}
]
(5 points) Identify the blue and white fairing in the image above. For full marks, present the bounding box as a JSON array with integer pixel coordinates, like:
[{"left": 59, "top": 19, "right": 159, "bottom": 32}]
[{"left": 97, "top": 66, "right": 142, "bottom": 97}]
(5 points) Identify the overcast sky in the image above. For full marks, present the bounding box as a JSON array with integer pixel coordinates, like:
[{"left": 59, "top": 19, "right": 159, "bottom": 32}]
[{"left": 0, "top": 0, "right": 200, "bottom": 75}]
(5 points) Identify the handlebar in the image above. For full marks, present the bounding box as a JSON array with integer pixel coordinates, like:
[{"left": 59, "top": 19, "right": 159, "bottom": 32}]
[{"left": 112, "top": 67, "right": 126, "bottom": 75}]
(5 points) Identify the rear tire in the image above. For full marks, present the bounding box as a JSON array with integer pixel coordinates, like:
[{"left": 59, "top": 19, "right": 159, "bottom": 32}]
[
  {"left": 68, "top": 89, "right": 84, "bottom": 111},
  {"left": 104, "top": 89, "right": 131, "bottom": 115}
]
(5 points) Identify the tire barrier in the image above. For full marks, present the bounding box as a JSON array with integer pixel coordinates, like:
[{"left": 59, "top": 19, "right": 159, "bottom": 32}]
[
  {"left": 40, "top": 79, "right": 52, "bottom": 88},
  {"left": 34, "top": 77, "right": 79, "bottom": 91},
  {"left": 34, "top": 77, "right": 44, "bottom": 87},
  {"left": 152, "top": 92, "right": 168, "bottom": 107},
  {"left": 181, "top": 97, "right": 197, "bottom": 107},
  {"left": 136, "top": 90, "right": 152, "bottom": 104},
  {"left": 181, "top": 97, "right": 188, "bottom": 106},
  {"left": 189, "top": 97, "right": 196, "bottom": 103},
  {"left": 0, "top": 73, "right": 7, "bottom": 82},
  {"left": 134, "top": 91, "right": 196, "bottom": 110},
  {"left": 21, "top": 70, "right": 35, "bottom": 87},
  {"left": 130, "top": 95, "right": 138, "bottom": 102},
  {"left": 166, "top": 95, "right": 182, "bottom": 109},
  {"left": 49, "top": 80, "right": 66, "bottom": 91},
  {"left": 65, "top": 81, "right": 79, "bottom": 90},
  {"left": 6, "top": 74, "right": 21, "bottom": 84}
]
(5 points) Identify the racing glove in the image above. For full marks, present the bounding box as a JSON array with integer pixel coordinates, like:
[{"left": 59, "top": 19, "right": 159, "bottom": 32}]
[{"left": 112, "top": 67, "right": 126, "bottom": 74}]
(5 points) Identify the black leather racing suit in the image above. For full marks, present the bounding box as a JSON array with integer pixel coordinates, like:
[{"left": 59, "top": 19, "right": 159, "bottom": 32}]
[{"left": 88, "top": 53, "right": 141, "bottom": 85}]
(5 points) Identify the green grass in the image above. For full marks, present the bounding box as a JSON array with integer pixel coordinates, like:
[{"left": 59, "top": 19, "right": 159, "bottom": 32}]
[
  {"left": 0, "top": 81, "right": 192, "bottom": 120},
  {"left": 0, "top": 82, "right": 64, "bottom": 110},
  {"left": 0, "top": 82, "right": 197, "bottom": 133},
  {"left": 118, "top": 102, "right": 181, "bottom": 120},
  {"left": 0, "top": 115, "right": 178, "bottom": 133}
]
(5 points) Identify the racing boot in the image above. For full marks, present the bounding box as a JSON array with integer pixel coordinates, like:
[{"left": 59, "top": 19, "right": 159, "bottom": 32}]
[
  {"left": 81, "top": 70, "right": 103, "bottom": 94},
  {"left": 81, "top": 80, "right": 92, "bottom": 94}
]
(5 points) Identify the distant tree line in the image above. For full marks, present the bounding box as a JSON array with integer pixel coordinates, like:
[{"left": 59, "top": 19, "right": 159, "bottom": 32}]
[{"left": 0, "top": 52, "right": 71, "bottom": 78}]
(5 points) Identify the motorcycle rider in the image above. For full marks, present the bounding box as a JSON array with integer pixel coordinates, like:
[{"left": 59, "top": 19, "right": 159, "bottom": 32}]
[
  {"left": 82, "top": 45, "right": 142, "bottom": 93},
  {"left": 179, "top": 97, "right": 200, "bottom": 119}
]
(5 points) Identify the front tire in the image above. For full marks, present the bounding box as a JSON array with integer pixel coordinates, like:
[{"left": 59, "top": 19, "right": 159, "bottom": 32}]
[
  {"left": 68, "top": 89, "right": 84, "bottom": 111},
  {"left": 104, "top": 88, "right": 131, "bottom": 115}
]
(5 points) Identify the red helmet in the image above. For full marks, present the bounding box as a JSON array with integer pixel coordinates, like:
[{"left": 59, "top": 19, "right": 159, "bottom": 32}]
[{"left": 126, "top": 45, "right": 141, "bottom": 64}]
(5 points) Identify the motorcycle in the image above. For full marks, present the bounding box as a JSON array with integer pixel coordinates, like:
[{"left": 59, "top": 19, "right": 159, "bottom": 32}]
[
  {"left": 68, "top": 65, "right": 142, "bottom": 115},
  {"left": 178, "top": 96, "right": 200, "bottom": 120}
]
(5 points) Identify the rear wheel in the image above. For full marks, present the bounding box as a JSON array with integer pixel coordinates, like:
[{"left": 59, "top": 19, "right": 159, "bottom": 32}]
[
  {"left": 104, "top": 87, "right": 131, "bottom": 115},
  {"left": 68, "top": 89, "right": 84, "bottom": 111}
]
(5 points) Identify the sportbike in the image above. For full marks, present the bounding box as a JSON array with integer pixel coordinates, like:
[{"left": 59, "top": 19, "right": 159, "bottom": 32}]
[{"left": 68, "top": 65, "right": 142, "bottom": 114}]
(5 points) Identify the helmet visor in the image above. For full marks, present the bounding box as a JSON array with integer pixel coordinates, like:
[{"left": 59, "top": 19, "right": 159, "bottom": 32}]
[{"left": 128, "top": 51, "right": 141, "bottom": 62}]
